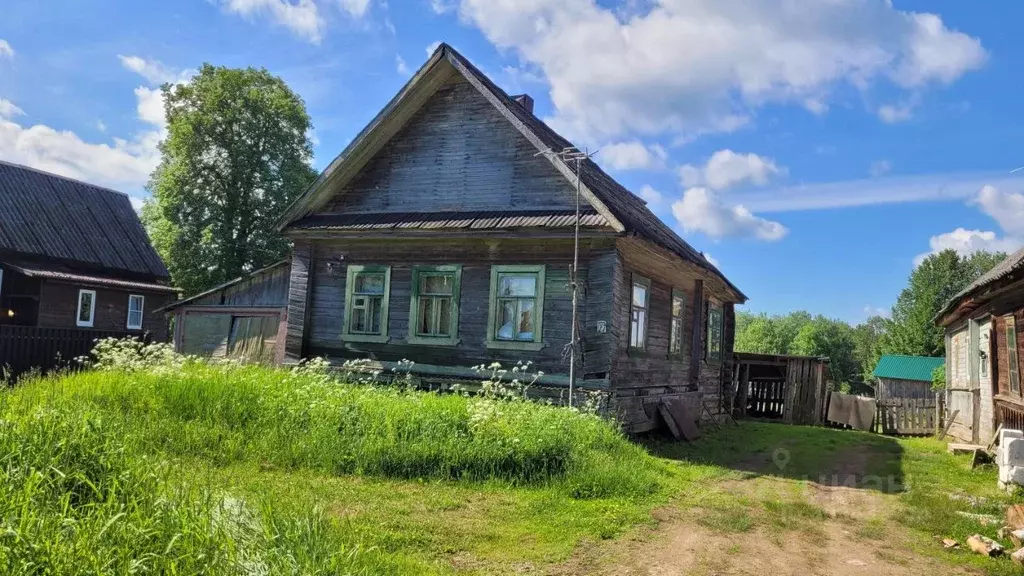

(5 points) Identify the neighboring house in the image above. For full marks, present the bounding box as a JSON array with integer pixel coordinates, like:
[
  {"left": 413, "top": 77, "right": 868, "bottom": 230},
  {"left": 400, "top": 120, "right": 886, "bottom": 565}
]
[
  {"left": 0, "top": 161, "right": 176, "bottom": 339},
  {"left": 935, "top": 248, "right": 1024, "bottom": 443},
  {"left": 157, "top": 260, "right": 289, "bottom": 363},
  {"left": 873, "top": 354, "right": 944, "bottom": 401},
  {"left": 272, "top": 44, "right": 747, "bottom": 432}
]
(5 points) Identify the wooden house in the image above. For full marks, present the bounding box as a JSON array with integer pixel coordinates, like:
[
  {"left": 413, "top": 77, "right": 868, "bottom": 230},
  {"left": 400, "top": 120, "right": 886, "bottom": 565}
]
[
  {"left": 935, "top": 247, "right": 1024, "bottom": 442},
  {"left": 0, "top": 160, "right": 175, "bottom": 338},
  {"left": 273, "top": 44, "right": 747, "bottom": 432},
  {"left": 873, "top": 355, "right": 944, "bottom": 401},
  {"left": 157, "top": 260, "right": 290, "bottom": 363}
]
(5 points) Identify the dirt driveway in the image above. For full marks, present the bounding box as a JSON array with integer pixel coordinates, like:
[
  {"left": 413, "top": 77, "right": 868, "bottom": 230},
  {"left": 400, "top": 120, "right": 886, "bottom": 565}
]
[{"left": 553, "top": 427, "right": 992, "bottom": 576}]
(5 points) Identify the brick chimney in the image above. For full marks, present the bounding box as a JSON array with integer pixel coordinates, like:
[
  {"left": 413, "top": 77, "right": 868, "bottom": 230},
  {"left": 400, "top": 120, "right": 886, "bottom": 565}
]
[{"left": 511, "top": 94, "right": 534, "bottom": 114}]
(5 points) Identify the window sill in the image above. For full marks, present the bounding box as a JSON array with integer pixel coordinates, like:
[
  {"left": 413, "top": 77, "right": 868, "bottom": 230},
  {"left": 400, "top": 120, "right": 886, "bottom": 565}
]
[
  {"left": 485, "top": 339, "right": 544, "bottom": 352},
  {"left": 406, "top": 335, "right": 461, "bottom": 347},
  {"left": 343, "top": 333, "right": 391, "bottom": 344}
]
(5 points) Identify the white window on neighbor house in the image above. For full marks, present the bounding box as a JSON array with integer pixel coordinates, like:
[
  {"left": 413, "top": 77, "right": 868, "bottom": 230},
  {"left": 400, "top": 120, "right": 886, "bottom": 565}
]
[
  {"left": 127, "top": 294, "right": 144, "bottom": 330},
  {"left": 76, "top": 289, "right": 96, "bottom": 328}
]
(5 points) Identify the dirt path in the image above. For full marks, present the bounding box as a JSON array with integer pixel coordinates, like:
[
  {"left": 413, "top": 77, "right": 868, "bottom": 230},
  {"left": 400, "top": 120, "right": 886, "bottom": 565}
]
[{"left": 552, "top": 447, "right": 970, "bottom": 576}]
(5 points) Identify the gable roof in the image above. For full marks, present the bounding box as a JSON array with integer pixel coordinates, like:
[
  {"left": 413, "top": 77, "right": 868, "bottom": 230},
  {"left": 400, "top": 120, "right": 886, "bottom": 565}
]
[
  {"left": 935, "top": 246, "right": 1024, "bottom": 324},
  {"left": 873, "top": 354, "right": 944, "bottom": 382},
  {"left": 276, "top": 43, "right": 745, "bottom": 302},
  {"left": 0, "top": 161, "right": 169, "bottom": 279}
]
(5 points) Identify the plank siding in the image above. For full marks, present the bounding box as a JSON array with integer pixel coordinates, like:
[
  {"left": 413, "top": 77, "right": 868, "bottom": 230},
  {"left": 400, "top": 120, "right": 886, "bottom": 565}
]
[
  {"left": 284, "top": 240, "right": 313, "bottom": 361},
  {"left": 191, "top": 265, "right": 290, "bottom": 308},
  {"left": 36, "top": 281, "right": 172, "bottom": 341},
  {"left": 320, "top": 76, "right": 579, "bottom": 215},
  {"left": 304, "top": 239, "right": 607, "bottom": 374}
]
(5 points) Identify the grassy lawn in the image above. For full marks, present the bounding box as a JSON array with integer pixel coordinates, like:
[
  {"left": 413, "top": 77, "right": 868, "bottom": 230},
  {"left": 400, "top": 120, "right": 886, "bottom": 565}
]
[{"left": 1, "top": 347, "right": 1021, "bottom": 574}]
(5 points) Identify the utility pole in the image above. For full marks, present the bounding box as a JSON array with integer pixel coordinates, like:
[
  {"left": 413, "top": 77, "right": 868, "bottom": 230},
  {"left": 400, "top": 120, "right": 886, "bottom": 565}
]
[{"left": 536, "top": 146, "right": 597, "bottom": 407}]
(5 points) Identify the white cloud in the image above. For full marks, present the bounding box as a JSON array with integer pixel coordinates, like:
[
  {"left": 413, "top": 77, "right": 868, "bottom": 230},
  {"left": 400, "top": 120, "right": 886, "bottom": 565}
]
[
  {"left": 869, "top": 160, "right": 892, "bottom": 177},
  {"left": 0, "top": 55, "right": 194, "bottom": 192},
  {"left": 974, "top": 185, "right": 1024, "bottom": 238},
  {"left": 731, "top": 172, "right": 1024, "bottom": 213},
  {"left": 878, "top": 100, "right": 915, "bottom": 123},
  {"left": 96, "top": 120, "right": 107, "bottom": 132},
  {"left": 338, "top": 0, "right": 370, "bottom": 17},
  {"left": 451, "top": 0, "right": 986, "bottom": 142},
  {"left": 117, "top": 55, "right": 192, "bottom": 85},
  {"left": 672, "top": 187, "right": 788, "bottom": 241},
  {"left": 863, "top": 305, "right": 890, "bottom": 318},
  {"left": 129, "top": 196, "right": 145, "bottom": 213},
  {"left": 220, "top": 0, "right": 325, "bottom": 43},
  {"left": 0, "top": 39, "right": 13, "bottom": 60},
  {"left": 638, "top": 184, "right": 663, "bottom": 206},
  {"left": 0, "top": 116, "right": 161, "bottom": 190},
  {"left": 0, "top": 98, "right": 24, "bottom": 118},
  {"left": 914, "top": 228, "right": 1021, "bottom": 267},
  {"left": 680, "top": 149, "right": 785, "bottom": 191},
  {"left": 703, "top": 253, "right": 720, "bottom": 268},
  {"left": 426, "top": 41, "right": 442, "bottom": 58},
  {"left": 600, "top": 141, "right": 667, "bottom": 171},
  {"left": 395, "top": 55, "right": 410, "bottom": 76}
]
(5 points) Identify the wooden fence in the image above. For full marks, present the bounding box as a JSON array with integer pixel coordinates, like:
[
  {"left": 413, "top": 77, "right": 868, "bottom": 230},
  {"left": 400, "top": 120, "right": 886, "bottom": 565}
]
[
  {"left": 745, "top": 379, "right": 787, "bottom": 419},
  {"left": 876, "top": 397, "right": 938, "bottom": 435},
  {"left": 0, "top": 326, "right": 132, "bottom": 381}
]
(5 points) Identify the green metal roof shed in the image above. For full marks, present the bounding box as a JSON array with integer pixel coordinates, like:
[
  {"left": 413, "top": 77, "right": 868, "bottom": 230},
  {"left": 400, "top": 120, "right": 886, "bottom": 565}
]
[{"left": 872, "top": 355, "right": 945, "bottom": 382}]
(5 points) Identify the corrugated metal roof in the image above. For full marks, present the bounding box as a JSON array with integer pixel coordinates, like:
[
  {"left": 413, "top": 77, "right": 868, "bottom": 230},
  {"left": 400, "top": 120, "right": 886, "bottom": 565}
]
[
  {"left": 0, "top": 161, "right": 169, "bottom": 279},
  {"left": 290, "top": 210, "right": 610, "bottom": 232},
  {"left": 873, "top": 355, "right": 944, "bottom": 382},
  {"left": 3, "top": 261, "right": 178, "bottom": 293},
  {"left": 937, "top": 246, "right": 1024, "bottom": 321}
]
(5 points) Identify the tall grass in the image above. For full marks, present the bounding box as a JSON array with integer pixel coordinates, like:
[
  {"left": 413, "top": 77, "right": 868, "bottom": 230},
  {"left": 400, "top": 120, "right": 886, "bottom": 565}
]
[{"left": 0, "top": 344, "right": 667, "bottom": 573}]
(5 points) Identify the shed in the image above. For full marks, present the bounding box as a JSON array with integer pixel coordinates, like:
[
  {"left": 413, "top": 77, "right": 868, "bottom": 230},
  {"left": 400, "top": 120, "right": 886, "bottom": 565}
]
[
  {"left": 156, "top": 260, "right": 290, "bottom": 363},
  {"left": 873, "top": 355, "right": 943, "bottom": 401}
]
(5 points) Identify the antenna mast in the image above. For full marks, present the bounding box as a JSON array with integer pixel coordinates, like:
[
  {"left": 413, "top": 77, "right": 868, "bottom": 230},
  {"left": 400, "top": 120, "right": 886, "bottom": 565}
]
[{"left": 536, "top": 146, "right": 597, "bottom": 407}]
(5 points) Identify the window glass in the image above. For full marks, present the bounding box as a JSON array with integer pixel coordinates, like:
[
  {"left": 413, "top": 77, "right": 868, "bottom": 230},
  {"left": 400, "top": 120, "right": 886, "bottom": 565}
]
[
  {"left": 495, "top": 272, "right": 538, "bottom": 341},
  {"left": 706, "top": 302, "right": 724, "bottom": 363},
  {"left": 77, "top": 290, "right": 95, "bottom": 327},
  {"left": 670, "top": 292, "right": 684, "bottom": 355},
  {"left": 411, "top": 268, "right": 460, "bottom": 340},
  {"left": 630, "top": 276, "right": 650, "bottom": 350},
  {"left": 345, "top": 268, "right": 390, "bottom": 337},
  {"left": 127, "top": 295, "right": 144, "bottom": 329}
]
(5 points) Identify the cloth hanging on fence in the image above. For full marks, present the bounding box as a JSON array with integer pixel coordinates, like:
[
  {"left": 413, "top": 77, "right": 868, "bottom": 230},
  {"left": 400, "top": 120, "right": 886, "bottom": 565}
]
[{"left": 826, "top": 391, "right": 876, "bottom": 431}]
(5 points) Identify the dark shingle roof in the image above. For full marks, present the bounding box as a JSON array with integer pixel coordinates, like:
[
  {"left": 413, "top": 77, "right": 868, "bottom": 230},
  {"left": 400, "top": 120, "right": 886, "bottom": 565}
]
[
  {"left": 0, "top": 161, "right": 168, "bottom": 279},
  {"left": 873, "top": 355, "right": 944, "bottom": 382}
]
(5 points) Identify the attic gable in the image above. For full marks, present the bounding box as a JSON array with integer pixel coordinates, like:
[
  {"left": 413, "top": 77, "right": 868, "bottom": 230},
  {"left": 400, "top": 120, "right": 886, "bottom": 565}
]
[{"left": 319, "top": 75, "right": 585, "bottom": 215}]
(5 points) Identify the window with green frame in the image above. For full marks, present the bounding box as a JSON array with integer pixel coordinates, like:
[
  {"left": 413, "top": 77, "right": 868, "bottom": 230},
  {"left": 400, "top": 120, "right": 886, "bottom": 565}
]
[
  {"left": 408, "top": 265, "right": 462, "bottom": 345},
  {"left": 486, "top": 265, "right": 546, "bottom": 350},
  {"left": 343, "top": 265, "right": 391, "bottom": 343},
  {"left": 706, "top": 300, "right": 723, "bottom": 364}
]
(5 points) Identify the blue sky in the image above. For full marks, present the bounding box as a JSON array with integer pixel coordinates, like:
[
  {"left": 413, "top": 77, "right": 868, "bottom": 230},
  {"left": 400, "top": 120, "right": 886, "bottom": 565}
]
[{"left": 1, "top": 0, "right": 1022, "bottom": 324}]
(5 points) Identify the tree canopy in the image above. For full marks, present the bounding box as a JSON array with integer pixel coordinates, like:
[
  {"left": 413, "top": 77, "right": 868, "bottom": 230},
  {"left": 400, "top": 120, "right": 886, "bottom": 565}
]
[
  {"left": 143, "top": 64, "right": 318, "bottom": 295},
  {"left": 733, "top": 248, "right": 1007, "bottom": 389},
  {"left": 879, "top": 249, "right": 1006, "bottom": 358}
]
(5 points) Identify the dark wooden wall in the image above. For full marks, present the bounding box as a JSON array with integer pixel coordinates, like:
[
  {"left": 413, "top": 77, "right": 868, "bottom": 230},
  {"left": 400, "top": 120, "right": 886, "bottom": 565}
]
[
  {"left": 294, "top": 238, "right": 615, "bottom": 376},
  {"left": 37, "top": 281, "right": 172, "bottom": 341},
  {"left": 320, "top": 76, "right": 579, "bottom": 215},
  {"left": 609, "top": 240, "right": 737, "bottom": 432}
]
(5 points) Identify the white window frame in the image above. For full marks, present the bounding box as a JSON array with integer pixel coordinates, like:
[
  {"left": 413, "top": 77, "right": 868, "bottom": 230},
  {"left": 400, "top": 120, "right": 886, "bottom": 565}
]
[
  {"left": 76, "top": 289, "right": 96, "bottom": 328},
  {"left": 127, "top": 294, "right": 145, "bottom": 330}
]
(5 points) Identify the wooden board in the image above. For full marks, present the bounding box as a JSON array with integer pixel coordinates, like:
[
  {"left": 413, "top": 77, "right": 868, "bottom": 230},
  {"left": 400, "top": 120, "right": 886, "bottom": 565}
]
[{"left": 659, "top": 399, "right": 701, "bottom": 441}]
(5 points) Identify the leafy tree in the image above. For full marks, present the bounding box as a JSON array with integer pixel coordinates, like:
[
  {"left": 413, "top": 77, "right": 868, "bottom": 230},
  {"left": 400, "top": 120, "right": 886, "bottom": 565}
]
[
  {"left": 879, "top": 249, "right": 1005, "bottom": 358},
  {"left": 143, "top": 64, "right": 318, "bottom": 295},
  {"left": 791, "top": 316, "right": 858, "bottom": 386},
  {"left": 852, "top": 315, "right": 887, "bottom": 382},
  {"left": 734, "top": 310, "right": 812, "bottom": 354}
]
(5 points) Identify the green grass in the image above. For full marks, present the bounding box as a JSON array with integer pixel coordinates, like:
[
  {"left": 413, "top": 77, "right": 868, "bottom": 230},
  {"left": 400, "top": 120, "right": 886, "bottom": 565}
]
[{"left": 0, "top": 359, "right": 685, "bottom": 574}]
